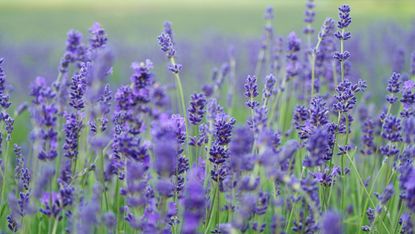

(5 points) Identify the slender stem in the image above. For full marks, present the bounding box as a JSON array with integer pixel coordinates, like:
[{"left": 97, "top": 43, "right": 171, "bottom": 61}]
[
  {"left": 340, "top": 28, "right": 345, "bottom": 82},
  {"left": 311, "top": 53, "right": 316, "bottom": 97},
  {"left": 345, "top": 153, "right": 391, "bottom": 234},
  {"left": 0, "top": 139, "right": 10, "bottom": 206},
  {"left": 51, "top": 218, "right": 59, "bottom": 234},
  {"left": 228, "top": 57, "right": 236, "bottom": 116},
  {"left": 169, "top": 57, "right": 189, "bottom": 144},
  {"left": 311, "top": 38, "right": 322, "bottom": 97},
  {"left": 204, "top": 183, "right": 219, "bottom": 234}
]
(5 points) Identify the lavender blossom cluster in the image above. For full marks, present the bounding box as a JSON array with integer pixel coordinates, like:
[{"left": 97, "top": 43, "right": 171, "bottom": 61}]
[{"left": 0, "top": 3, "right": 415, "bottom": 234}]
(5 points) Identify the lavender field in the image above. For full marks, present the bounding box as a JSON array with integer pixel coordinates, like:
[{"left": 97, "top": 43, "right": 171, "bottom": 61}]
[{"left": 0, "top": 0, "right": 415, "bottom": 233}]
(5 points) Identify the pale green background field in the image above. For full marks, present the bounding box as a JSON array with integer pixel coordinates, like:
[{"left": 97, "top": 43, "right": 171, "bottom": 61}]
[{"left": 0, "top": 0, "right": 414, "bottom": 44}]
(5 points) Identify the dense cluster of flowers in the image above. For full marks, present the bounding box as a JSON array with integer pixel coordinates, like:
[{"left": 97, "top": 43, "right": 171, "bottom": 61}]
[{"left": 0, "top": 3, "right": 414, "bottom": 234}]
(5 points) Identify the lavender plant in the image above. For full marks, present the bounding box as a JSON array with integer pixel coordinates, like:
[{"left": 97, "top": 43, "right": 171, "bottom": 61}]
[{"left": 0, "top": 3, "right": 414, "bottom": 234}]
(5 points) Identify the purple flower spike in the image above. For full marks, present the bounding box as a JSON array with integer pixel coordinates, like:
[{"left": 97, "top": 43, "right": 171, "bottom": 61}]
[
  {"left": 321, "top": 211, "right": 342, "bottom": 234},
  {"left": 244, "top": 75, "right": 259, "bottom": 109},
  {"left": 188, "top": 93, "right": 207, "bottom": 125},
  {"left": 69, "top": 63, "right": 88, "bottom": 110},
  {"left": 158, "top": 33, "right": 175, "bottom": 58},
  {"left": 89, "top": 22, "right": 107, "bottom": 49},
  {"left": 318, "top": 18, "right": 336, "bottom": 41},
  {"left": 264, "top": 7, "right": 273, "bottom": 20},
  {"left": 304, "top": 127, "right": 331, "bottom": 167},
  {"left": 286, "top": 32, "right": 301, "bottom": 78},
  {"left": 303, "top": 0, "right": 316, "bottom": 35},
  {"left": 182, "top": 167, "right": 205, "bottom": 234},
  {"left": 0, "top": 58, "right": 11, "bottom": 109},
  {"left": 337, "top": 5, "right": 352, "bottom": 29},
  {"left": 63, "top": 113, "right": 82, "bottom": 159}
]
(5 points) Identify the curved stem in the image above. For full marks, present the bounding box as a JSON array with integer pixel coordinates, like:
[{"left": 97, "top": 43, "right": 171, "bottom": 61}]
[{"left": 169, "top": 57, "right": 189, "bottom": 145}]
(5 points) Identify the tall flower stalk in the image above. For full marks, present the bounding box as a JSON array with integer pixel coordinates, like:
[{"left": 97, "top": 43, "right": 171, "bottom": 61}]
[
  {"left": 158, "top": 23, "right": 189, "bottom": 144},
  {"left": 334, "top": 5, "right": 352, "bottom": 82}
]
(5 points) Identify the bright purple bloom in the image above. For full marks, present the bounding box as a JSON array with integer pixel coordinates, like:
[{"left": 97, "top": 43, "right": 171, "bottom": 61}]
[
  {"left": 153, "top": 126, "right": 178, "bottom": 177},
  {"left": 130, "top": 60, "right": 154, "bottom": 103},
  {"left": 77, "top": 186, "right": 101, "bottom": 234},
  {"left": 386, "top": 72, "right": 401, "bottom": 103},
  {"left": 304, "top": 127, "right": 331, "bottom": 167},
  {"left": 244, "top": 75, "right": 259, "bottom": 109},
  {"left": 163, "top": 21, "right": 174, "bottom": 44},
  {"left": 263, "top": 74, "right": 276, "bottom": 101},
  {"left": 63, "top": 113, "right": 82, "bottom": 158},
  {"left": 0, "top": 58, "right": 11, "bottom": 109},
  {"left": 318, "top": 18, "right": 336, "bottom": 41},
  {"left": 333, "top": 79, "right": 363, "bottom": 113},
  {"left": 182, "top": 167, "right": 205, "bottom": 234},
  {"left": 361, "top": 119, "right": 376, "bottom": 155},
  {"left": 69, "top": 63, "right": 88, "bottom": 110},
  {"left": 168, "top": 63, "right": 182, "bottom": 74},
  {"left": 59, "top": 30, "right": 83, "bottom": 73},
  {"left": 381, "top": 115, "right": 402, "bottom": 143},
  {"left": 264, "top": 7, "right": 273, "bottom": 20},
  {"left": 213, "top": 113, "right": 236, "bottom": 146},
  {"left": 286, "top": 32, "right": 301, "bottom": 78},
  {"left": 188, "top": 93, "right": 207, "bottom": 125},
  {"left": 303, "top": 0, "right": 315, "bottom": 35},
  {"left": 336, "top": 5, "right": 352, "bottom": 30},
  {"left": 158, "top": 33, "right": 175, "bottom": 58},
  {"left": 89, "top": 22, "right": 107, "bottom": 49},
  {"left": 376, "top": 184, "right": 394, "bottom": 205},
  {"left": 321, "top": 211, "right": 342, "bottom": 234}
]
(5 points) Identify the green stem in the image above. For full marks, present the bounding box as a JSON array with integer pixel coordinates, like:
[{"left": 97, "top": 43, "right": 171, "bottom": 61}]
[
  {"left": 340, "top": 28, "right": 345, "bottom": 82},
  {"left": 204, "top": 183, "right": 219, "bottom": 233},
  {"left": 51, "top": 218, "right": 59, "bottom": 234},
  {"left": 1, "top": 140, "right": 10, "bottom": 206},
  {"left": 345, "top": 153, "right": 391, "bottom": 234},
  {"left": 310, "top": 38, "right": 322, "bottom": 98}
]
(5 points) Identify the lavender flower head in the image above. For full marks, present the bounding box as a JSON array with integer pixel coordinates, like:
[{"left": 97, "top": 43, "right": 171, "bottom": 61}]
[
  {"left": 69, "top": 63, "right": 88, "bottom": 110},
  {"left": 304, "top": 0, "right": 316, "bottom": 35},
  {"left": 188, "top": 93, "right": 207, "bottom": 125},
  {"left": 182, "top": 167, "right": 205, "bottom": 234},
  {"left": 333, "top": 79, "right": 365, "bottom": 113},
  {"left": 152, "top": 120, "right": 178, "bottom": 178},
  {"left": 66, "top": 30, "right": 82, "bottom": 53},
  {"left": 318, "top": 18, "right": 336, "bottom": 41},
  {"left": 0, "top": 58, "right": 11, "bottom": 109},
  {"left": 263, "top": 74, "right": 276, "bottom": 100},
  {"left": 163, "top": 21, "right": 174, "bottom": 43},
  {"left": 336, "top": 5, "right": 352, "bottom": 30},
  {"left": 264, "top": 7, "right": 273, "bottom": 20},
  {"left": 304, "top": 126, "right": 331, "bottom": 167},
  {"left": 386, "top": 72, "right": 401, "bottom": 104},
  {"left": 63, "top": 113, "right": 82, "bottom": 158},
  {"left": 334, "top": 5, "right": 352, "bottom": 63},
  {"left": 59, "top": 30, "right": 83, "bottom": 73},
  {"left": 30, "top": 77, "right": 59, "bottom": 161},
  {"left": 244, "top": 75, "right": 259, "bottom": 109},
  {"left": 387, "top": 72, "right": 401, "bottom": 93},
  {"left": 130, "top": 59, "right": 154, "bottom": 103},
  {"left": 286, "top": 32, "right": 301, "bottom": 78},
  {"left": 89, "top": 22, "right": 107, "bottom": 49},
  {"left": 158, "top": 32, "right": 175, "bottom": 58},
  {"left": 381, "top": 115, "right": 402, "bottom": 143},
  {"left": 321, "top": 211, "right": 342, "bottom": 234}
]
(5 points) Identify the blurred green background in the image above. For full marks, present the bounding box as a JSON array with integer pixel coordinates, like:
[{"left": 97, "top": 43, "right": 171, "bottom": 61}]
[{"left": 1, "top": 0, "right": 414, "bottom": 44}]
